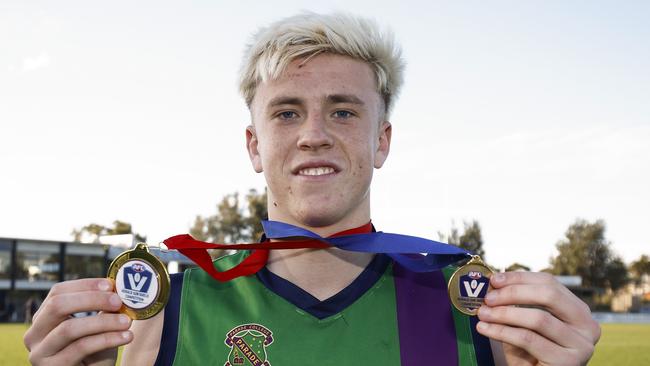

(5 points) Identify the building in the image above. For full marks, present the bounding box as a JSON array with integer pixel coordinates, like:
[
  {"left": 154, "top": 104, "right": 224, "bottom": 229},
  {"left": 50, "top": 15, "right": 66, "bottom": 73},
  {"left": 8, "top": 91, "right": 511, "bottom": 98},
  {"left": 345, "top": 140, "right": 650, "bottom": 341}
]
[
  {"left": 0, "top": 236, "right": 194, "bottom": 322},
  {"left": 611, "top": 274, "right": 650, "bottom": 313}
]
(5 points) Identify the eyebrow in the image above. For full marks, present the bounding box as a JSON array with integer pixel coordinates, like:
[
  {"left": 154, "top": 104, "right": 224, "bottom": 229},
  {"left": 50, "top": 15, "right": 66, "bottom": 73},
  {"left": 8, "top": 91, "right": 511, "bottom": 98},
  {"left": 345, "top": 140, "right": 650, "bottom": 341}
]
[
  {"left": 268, "top": 96, "right": 304, "bottom": 108},
  {"left": 266, "top": 94, "right": 365, "bottom": 108},
  {"left": 326, "top": 94, "right": 365, "bottom": 105}
]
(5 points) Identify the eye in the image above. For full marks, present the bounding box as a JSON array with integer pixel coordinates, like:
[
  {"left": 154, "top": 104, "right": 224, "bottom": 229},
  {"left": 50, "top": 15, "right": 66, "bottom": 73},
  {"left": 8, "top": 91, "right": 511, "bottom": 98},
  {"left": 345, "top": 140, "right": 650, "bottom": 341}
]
[
  {"left": 277, "top": 111, "right": 298, "bottom": 120},
  {"left": 333, "top": 110, "right": 354, "bottom": 119}
]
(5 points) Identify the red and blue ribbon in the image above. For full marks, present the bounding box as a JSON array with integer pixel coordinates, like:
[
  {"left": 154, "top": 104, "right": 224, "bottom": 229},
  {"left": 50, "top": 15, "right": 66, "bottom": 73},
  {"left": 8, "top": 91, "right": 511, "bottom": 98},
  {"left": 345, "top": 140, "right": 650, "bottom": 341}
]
[{"left": 163, "top": 220, "right": 470, "bottom": 282}]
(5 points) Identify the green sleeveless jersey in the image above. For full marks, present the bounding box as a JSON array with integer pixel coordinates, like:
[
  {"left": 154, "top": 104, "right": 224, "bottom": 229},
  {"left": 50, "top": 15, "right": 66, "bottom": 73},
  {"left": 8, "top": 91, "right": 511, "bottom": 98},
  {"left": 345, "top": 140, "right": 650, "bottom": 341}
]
[{"left": 166, "top": 252, "right": 492, "bottom": 365}]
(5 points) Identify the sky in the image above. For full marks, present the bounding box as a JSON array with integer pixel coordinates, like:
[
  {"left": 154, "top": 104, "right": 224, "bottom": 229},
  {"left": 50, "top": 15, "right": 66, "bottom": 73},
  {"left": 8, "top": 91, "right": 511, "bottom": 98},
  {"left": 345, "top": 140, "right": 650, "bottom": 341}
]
[{"left": 1, "top": 0, "right": 648, "bottom": 271}]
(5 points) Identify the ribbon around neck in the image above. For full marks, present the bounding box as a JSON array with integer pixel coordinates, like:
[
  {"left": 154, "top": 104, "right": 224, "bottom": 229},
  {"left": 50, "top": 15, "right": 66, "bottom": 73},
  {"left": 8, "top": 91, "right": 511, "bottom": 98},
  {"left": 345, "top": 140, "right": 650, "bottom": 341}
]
[{"left": 163, "top": 220, "right": 471, "bottom": 282}]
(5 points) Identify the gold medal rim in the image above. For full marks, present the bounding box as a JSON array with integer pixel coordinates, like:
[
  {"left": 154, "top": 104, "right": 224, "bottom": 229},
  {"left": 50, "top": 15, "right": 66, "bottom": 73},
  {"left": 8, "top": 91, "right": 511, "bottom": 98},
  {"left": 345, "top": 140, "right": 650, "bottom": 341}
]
[
  {"left": 447, "top": 258, "right": 493, "bottom": 316},
  {"left": 107, "top": 243, "right": 170, "bottom": 320}
]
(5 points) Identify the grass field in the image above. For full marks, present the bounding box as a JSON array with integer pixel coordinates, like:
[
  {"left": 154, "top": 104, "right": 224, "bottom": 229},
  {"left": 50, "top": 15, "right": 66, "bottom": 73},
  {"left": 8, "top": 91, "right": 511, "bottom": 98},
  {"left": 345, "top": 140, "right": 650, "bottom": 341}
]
[
  {"left": 2, "top": 323, "right": 649, "bottom": 365},
  {"left": 589, "top": 324, "right": 650, "bottom": 365}
]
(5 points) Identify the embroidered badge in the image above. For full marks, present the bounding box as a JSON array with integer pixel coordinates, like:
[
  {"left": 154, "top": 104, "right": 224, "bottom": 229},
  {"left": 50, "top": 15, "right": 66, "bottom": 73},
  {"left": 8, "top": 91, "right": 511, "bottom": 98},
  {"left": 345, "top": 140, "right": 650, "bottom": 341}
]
[{"left": 224, "top": 323, "right": 274, "bottom": 366}]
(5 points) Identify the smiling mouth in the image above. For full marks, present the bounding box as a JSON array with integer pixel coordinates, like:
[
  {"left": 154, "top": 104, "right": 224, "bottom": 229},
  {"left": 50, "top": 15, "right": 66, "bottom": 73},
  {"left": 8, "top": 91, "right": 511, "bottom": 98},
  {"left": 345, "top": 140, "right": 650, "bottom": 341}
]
[{"left": 298, "top": 167, "right": 336, "bottom": 176}]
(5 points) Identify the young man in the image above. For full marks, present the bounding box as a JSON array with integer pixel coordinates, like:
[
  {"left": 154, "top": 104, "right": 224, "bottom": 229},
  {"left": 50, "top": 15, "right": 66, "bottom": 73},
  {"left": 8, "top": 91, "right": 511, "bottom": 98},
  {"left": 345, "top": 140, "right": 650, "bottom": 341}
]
[{"left": 24, "top": 12, "right": 600, "bottom": 365}]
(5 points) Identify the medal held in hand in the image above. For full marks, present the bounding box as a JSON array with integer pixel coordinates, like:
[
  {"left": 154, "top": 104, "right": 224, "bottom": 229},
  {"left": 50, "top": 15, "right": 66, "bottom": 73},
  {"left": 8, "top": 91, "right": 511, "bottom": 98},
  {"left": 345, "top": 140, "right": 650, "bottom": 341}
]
[
  {"left": 447, "top": 255, "right": 493, "bottom": 316},
  {"left": 107, "top": 243, "right": 170, "bottom": 320}
]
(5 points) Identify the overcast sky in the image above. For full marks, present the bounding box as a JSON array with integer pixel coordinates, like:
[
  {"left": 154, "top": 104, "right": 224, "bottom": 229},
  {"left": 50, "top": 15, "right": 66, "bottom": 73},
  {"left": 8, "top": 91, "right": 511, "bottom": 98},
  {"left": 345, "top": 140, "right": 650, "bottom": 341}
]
[{"left": 1, "top": 0, "right": 648, "bottom": 271}]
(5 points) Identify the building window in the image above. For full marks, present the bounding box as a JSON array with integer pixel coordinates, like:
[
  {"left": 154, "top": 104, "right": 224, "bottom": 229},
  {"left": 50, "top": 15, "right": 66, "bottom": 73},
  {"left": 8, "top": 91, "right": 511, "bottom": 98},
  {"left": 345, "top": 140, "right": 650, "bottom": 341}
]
[
  {"left": 65, "top": 244, "right": 106, "bottom": 280},
  {"left": 0, "top": 240, "right": 11, "bottom": 280},
  {"left": 15, "top": 242, "right": 60, "bottom": 286}
]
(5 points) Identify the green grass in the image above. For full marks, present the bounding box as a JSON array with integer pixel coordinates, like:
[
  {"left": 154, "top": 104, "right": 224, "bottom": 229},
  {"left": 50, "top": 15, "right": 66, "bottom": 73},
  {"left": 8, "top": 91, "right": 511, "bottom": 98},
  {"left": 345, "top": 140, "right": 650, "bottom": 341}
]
[
  {"left": 590, "top": 324, "right": 650, "bottom": 365},
  {"left": 0, "top": 324, "right": 29, "bottom": 366},
  {"left": 0, "top": 323, "right": 123, "bottom": 365},
  {"left": 1, "top": 323, "right": 648, "bottom": 365}
]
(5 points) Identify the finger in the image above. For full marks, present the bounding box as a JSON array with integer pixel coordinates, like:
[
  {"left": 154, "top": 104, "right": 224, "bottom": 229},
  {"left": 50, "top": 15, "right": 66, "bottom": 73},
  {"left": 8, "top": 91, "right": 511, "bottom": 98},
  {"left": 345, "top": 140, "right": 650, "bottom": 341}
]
[
  {"left": 484, "top": 284, "right": 584, "bottom": 325},
  {"left": 478, "top": 305, "right": 589, "bottom": 349},
  {"left": 33, "top": 330, "right": 133, "bottom": 366},
  {"left": 490, "top": 272, "right": 588, "bottom": 317},
  {"left": 32, "top": 313, "right": 131, "bottom": 359},
  {"left": 32, "top": 279, "right": 113, "bottom": 323},
  {"left": 25, "top": 291, "right": 122, "bottom": 350},
  {"left": 476, "top": 321, "right": 585, "bottom": 365},
  {"left": 490, "top": 271, "right": 558, "bottom": 288},
  {"left": 47, "top": 278, "right": 114, "bottom": 296},
  {"left": 489, "top": 272, "right": 601, "bottom": 344}
]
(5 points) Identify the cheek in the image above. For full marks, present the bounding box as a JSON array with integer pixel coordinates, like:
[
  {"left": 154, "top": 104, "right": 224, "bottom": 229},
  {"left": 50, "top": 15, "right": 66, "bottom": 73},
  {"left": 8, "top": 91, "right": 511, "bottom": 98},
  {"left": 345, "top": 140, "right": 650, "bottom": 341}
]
[
  {"left": 340, "top": 132, "right": 374, "bottom": 170},
  {"left": 258, "top": 136, "right": 291, "bottom": 178},
  {"left": 349, "top": 148, "right": 374, "bottom": 184},
  {"left": 258, "top": 132, "right": 283, "bottom": 159}
]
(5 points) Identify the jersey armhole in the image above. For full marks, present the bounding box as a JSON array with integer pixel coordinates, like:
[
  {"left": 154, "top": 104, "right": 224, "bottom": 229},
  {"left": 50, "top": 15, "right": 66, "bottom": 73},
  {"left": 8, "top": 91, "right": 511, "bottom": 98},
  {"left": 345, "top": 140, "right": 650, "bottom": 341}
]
[{"left": 153, "top": 272, "right": 185, "bottom": 366}]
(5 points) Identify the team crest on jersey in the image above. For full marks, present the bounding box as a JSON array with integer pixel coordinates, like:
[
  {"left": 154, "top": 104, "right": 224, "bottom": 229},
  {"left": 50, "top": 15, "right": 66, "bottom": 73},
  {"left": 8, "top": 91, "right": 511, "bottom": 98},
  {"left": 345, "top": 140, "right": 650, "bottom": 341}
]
[{"left": 224, "top": 323, "right": 274, "bottom": 366}]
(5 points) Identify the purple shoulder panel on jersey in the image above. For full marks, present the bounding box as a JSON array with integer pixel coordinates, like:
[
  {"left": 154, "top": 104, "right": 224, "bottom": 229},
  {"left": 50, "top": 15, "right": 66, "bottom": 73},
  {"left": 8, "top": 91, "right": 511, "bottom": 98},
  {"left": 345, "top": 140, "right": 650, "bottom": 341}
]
[{"left": 394, "top": 262, "right": 458, "bottom": 366}]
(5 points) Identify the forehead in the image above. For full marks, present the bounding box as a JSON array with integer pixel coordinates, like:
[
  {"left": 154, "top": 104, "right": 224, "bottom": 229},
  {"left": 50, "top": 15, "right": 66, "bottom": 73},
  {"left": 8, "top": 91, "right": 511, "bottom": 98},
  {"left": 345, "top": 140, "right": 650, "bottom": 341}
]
[{"left": 251, "top": 53, "right": 380, "bottom": 111}]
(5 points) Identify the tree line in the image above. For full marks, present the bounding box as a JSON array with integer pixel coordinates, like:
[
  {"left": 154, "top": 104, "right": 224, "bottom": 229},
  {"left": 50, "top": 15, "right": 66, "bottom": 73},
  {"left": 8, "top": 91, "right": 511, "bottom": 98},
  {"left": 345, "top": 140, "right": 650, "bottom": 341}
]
[
  {"left": 72, "top": 189, "right": 649, "bottom": 293},
  {"left": 437, "top": 218, "right": 648, "bottom": 292}
]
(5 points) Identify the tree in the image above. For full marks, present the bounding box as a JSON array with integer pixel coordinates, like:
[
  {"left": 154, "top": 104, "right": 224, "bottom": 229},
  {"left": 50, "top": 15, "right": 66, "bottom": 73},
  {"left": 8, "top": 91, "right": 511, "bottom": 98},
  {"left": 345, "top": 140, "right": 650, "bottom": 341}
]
[
  {"left": 606, "top": 257, "right": 629, "bottom": 291},
  {"left": 189, "top": 188, "right": 268, "bottom": 243},
  {"left": 505, "top": 263, "right": 531, "bottom": 272},
  {"left": 549, "top": 218, "right": 628, "bottom": 290},
  {"left": 71, "top": 220, "right": 146, "bottom": 243},
  {"left": 245, "top": 188, "right": 268, "bottom": 242},
  {"left": 438, "top": 220, "right": 485, "bottom": 258},
  {"left": 630, "top": 255, "right": 650, "bottom": 284}
]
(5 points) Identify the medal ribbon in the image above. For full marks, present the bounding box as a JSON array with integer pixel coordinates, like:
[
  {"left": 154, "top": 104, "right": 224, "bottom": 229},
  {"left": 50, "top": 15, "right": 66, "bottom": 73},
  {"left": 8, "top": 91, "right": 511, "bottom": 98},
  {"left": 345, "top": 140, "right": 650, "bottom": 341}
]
[{"left": 163, "top": 220, "right": 470, "bottom": 282}]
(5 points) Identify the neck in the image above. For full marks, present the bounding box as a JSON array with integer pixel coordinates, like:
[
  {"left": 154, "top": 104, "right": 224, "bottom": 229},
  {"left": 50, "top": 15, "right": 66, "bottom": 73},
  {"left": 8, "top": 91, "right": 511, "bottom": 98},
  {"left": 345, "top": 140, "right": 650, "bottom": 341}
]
[
  {"left": 265, "top": 214, "right": 374, "bottom": 301},
  {"left": 267, "top": 248, "right": 374, "bottom": 301}
]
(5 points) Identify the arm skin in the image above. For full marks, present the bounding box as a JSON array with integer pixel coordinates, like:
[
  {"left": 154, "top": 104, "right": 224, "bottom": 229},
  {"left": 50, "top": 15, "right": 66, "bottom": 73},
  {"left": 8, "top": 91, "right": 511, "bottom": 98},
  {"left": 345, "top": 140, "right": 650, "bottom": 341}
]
[
  {"left": 477, "top": 271, "right": 601, "bottom": 366},
  {"left": 120, "top": 311, "right": 164, "bottom": 366}
]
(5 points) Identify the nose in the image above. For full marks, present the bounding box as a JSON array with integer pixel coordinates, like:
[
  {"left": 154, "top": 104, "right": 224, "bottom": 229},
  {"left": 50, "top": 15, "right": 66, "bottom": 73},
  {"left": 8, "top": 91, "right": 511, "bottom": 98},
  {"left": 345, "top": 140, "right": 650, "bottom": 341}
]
[{"left": 296, "top": 112, "right": 334, "bottom": 151}]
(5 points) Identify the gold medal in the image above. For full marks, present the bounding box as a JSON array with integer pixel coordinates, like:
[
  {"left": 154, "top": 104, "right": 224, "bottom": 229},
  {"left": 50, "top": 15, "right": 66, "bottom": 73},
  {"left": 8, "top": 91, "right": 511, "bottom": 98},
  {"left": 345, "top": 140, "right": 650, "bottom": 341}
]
[
  {"left": 107, "top": 243, "right": 170, "bottom": 320},
  {"left": 447, "top": 255, "right": 493, "bottom": 316}
]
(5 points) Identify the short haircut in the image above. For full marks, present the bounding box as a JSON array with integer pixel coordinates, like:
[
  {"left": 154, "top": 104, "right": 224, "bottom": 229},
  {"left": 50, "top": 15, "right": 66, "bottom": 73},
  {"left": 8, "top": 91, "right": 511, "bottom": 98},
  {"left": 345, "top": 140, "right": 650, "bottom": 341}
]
[{"left": 239, "top": 12, "right": 405, "bottom": 117}]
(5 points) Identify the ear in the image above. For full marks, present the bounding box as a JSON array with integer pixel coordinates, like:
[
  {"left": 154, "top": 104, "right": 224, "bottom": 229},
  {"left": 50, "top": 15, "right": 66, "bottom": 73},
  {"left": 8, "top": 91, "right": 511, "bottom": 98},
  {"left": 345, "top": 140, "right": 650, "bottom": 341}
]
[
  {"left": 374, "top": 121, "right": 392, "bottom": 169},
  {"left": 246, "top": 125, "right": 263, "bottom": 173}
]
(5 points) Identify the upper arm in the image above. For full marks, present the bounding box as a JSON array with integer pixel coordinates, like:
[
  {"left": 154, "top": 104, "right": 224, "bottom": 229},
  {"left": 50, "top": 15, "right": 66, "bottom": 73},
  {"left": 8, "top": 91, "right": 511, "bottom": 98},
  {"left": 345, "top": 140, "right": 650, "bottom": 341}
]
[
  {"left": 120, "top": 310, "right": 164, "bottom": 366},
  {"left": 490, "top": 338, "right": 507, "bottom": 366}
]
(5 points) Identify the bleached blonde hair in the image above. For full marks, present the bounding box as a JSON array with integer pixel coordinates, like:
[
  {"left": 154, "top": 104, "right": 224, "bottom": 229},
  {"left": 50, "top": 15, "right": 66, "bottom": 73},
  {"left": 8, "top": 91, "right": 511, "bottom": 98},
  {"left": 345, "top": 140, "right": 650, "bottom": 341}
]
[{"left": 239, "top": 12, "right": 405, "bottom": 117}]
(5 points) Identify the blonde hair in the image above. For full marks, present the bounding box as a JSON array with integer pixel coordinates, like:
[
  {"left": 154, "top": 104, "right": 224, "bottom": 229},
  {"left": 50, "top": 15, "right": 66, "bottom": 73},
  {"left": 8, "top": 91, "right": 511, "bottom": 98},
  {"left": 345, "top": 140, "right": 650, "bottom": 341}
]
[{"left": 239, "top": 12, "right": 405, "bottom": 117}]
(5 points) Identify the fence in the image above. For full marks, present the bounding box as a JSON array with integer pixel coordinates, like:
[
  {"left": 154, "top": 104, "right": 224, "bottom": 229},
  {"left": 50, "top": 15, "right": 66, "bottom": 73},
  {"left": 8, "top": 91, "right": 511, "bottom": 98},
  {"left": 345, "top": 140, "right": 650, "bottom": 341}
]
[{"left": 592, "top": 312, "right": 650, "bottom": 323}]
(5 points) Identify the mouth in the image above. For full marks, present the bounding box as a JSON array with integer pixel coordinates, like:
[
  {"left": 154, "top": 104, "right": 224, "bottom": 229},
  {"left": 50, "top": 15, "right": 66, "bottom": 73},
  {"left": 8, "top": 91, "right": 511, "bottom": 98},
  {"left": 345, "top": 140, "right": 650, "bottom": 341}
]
[
  {"left": 292, "top": 162, "right": 341, "bottom": 177},
  {"left": 298, "top": 166, "right": 336, "bottom": 176}
]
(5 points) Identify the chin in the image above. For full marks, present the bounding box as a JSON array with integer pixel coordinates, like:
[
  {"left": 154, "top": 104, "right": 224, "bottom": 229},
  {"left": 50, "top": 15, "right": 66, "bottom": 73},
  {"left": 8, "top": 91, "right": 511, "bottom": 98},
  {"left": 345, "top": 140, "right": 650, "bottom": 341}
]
[
  {"left": 294, "top": 205, "right": 349, "bottom": 229},
  {"left": 289, "top": 189, "right": 370, "bottom": 228}
]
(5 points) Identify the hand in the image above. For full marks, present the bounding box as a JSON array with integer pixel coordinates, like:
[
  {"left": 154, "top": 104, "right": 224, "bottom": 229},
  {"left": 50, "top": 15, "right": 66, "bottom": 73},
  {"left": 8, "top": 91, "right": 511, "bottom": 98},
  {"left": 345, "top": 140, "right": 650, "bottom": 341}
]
[
  {"left": 23, "top": 278, "right": 134, "bottom": 366},
  {"left": 476, "top": 271, "right": 600, "bottom": 366}
]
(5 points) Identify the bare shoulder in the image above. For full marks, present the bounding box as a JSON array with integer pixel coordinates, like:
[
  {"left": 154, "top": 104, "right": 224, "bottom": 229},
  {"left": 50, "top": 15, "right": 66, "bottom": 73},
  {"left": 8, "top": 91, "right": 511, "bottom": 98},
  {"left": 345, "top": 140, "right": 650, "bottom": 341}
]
[{"left": 120, "top": 310, "right": 164, "bottom": 366}]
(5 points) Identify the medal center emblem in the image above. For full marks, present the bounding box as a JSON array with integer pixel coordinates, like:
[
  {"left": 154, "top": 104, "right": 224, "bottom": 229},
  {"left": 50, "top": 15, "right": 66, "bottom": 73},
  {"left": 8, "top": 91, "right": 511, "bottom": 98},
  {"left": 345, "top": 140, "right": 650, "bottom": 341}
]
[
  {"left": 115, "top": 259, "right": 160, "bottom": 309},
  {"left": 447, "top": 256, "right": 493, "bottom": 316}
]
